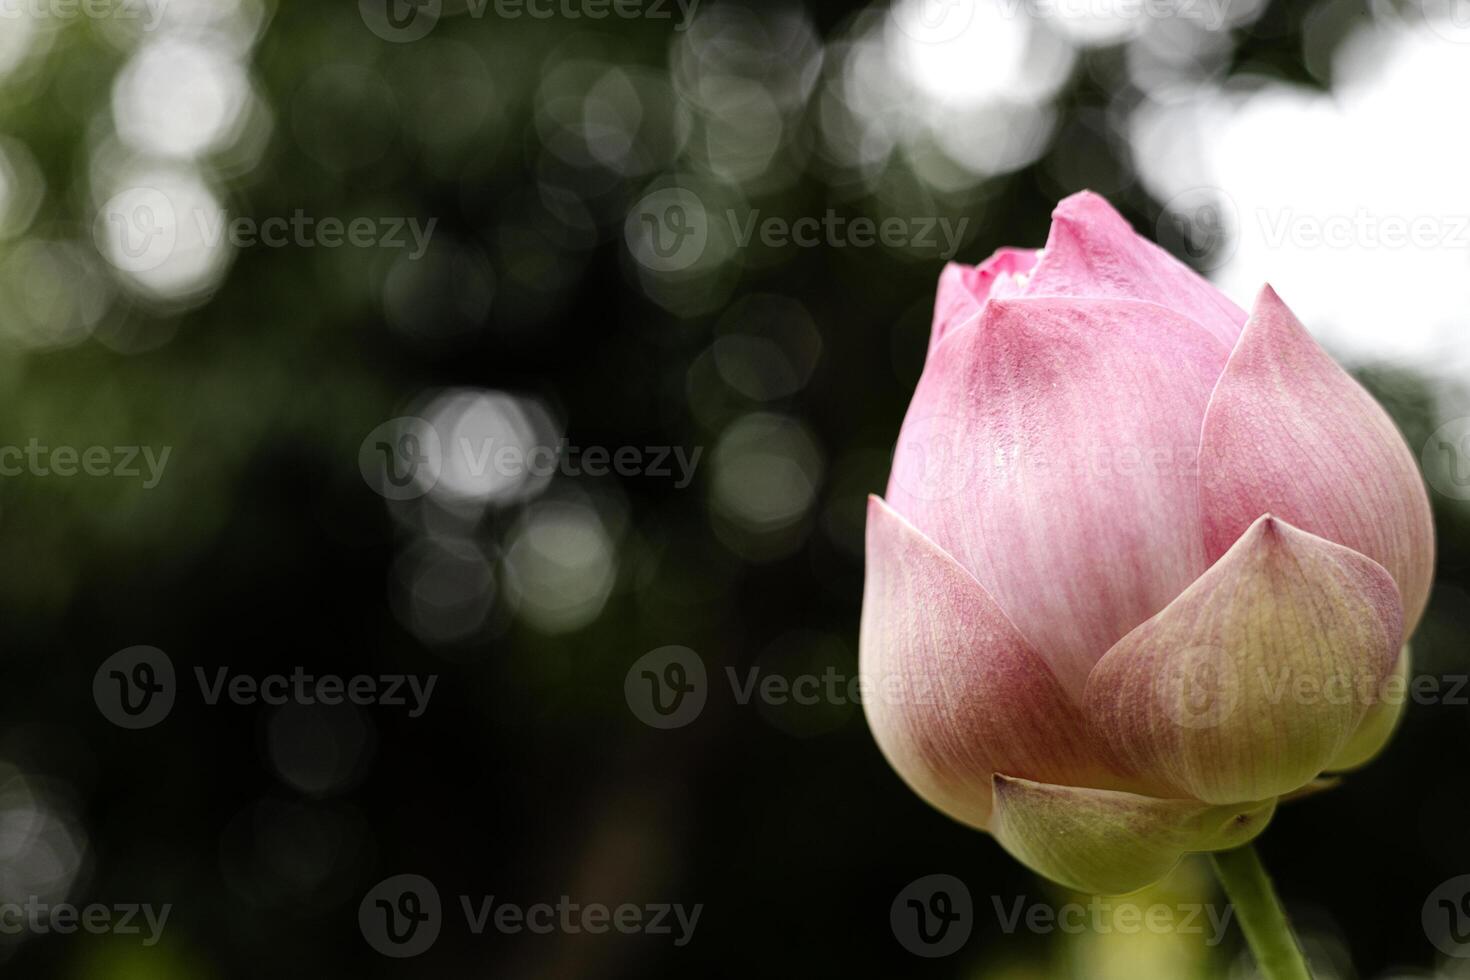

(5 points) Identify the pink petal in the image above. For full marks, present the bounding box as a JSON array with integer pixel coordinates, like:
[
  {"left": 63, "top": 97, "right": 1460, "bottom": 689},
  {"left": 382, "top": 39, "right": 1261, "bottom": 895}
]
[
  {"left": 990, "top": 775, "right": 1275, "bottom": 894},
  {"left": 1084, "top": 515, "right": 1404, "bottom": 805},
  {"left": 1198, "top": 285, "right": 1435, "bottom": 633},
  {"left": 887, "top": 297, "right": 1229, "bottom": 693},
  {"left": 860, "top": 497, "right": 1115, "bottom": 830},
  {"left": 1022, "top": 191, "right": 1246, "bottom": 351},
  {"left": 928, "top": 250, "right": 1040, "bottom": 359}
]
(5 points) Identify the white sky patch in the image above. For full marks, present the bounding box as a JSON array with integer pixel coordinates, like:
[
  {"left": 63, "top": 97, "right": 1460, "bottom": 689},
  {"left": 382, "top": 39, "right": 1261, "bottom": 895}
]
[{"left": 1130, "top": 13, "right": 1470, "bottom": 378}]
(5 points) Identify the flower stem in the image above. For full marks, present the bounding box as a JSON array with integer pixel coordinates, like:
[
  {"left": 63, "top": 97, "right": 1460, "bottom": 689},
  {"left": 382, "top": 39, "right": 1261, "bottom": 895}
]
[{"left": 1209, "top": 845, "right": 1313, "bottom": 980}]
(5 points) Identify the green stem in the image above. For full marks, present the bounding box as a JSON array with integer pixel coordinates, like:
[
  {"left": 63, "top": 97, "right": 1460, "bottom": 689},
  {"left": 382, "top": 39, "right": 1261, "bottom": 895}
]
[{"left": 1209, "top": 845, "right": 1313, "bottom": 980}]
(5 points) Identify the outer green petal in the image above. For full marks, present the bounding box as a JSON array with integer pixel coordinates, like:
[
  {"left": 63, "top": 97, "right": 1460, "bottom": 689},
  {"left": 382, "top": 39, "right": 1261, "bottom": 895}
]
[
  {"left": 990, "top": 774, "right": 1275, "bottom": 895},
  {"left": 1328, "top": 645, "right": 1411, "bottom": 772},
  {"left": 1084, "top": 515, "right": 1403, "bottom": 805}
]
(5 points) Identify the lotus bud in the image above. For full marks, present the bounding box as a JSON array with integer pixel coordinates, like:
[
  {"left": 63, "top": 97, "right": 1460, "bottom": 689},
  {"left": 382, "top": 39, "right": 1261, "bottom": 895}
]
[{"left": 862, "top": 191, "right": 1434, "bottom": 894}]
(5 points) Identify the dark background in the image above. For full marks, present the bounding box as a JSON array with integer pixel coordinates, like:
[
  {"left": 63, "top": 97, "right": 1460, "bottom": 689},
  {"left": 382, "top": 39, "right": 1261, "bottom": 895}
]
[{"left": 0, "top": 0, "right": 1467, "bottom": 976}]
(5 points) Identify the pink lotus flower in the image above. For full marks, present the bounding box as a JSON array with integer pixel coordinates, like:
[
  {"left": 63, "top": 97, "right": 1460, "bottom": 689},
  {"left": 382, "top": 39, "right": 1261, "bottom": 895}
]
[{"left": 862, "top": 191, "right": 1434, "bottom": 894}]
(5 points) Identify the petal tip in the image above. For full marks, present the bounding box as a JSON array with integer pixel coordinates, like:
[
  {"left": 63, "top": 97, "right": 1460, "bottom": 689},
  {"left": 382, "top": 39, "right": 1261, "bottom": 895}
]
[
  {"left": 1250, "top": 283, "right": 1290, "bottom": 317},
  {"left": 935, "top": 261, "right": 970, "bottom": 289},
  {"left": 1238, "top": 513, "right": 1319, "bottom": 554},
  {"left": 1048, "top": 191, "right": 1133, "bottom": 240},
  {"left": 865, "top": 494, "right": 904, "bottom": 538},
  {"left": 1053, "top": 189, "right": 1121, "bottom": 220}
]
